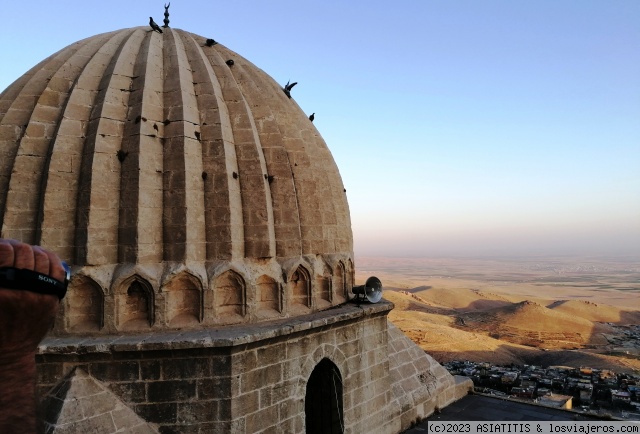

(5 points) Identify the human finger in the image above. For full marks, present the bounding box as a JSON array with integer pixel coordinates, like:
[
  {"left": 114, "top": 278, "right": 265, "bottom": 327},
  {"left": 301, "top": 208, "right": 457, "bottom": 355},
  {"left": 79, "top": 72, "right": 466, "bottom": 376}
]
[
  {"left": 32, "top": 246, "right": 51, "bottom": 276},
  {"left": 8, "top": 239, "right": 35, "bottom": 270},
  {"left": 0, "top": 239, "right": 16, "bottom": 268},
  {"left": 44, "top": 248, "right": 65, "bottom": 282}
]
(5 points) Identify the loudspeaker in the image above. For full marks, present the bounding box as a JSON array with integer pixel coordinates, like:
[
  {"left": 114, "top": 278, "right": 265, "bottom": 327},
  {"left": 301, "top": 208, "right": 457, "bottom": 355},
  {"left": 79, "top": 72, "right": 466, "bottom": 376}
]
[{"left": 352, "top": 276, "right": 383, "bottom": 303}]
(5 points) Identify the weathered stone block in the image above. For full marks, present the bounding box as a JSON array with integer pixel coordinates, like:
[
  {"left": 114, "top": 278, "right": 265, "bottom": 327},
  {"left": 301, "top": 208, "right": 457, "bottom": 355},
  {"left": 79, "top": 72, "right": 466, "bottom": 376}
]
[
  {"left": 135, "top": 403, "right": 177, "bottom": 424},
  {"left": 232, "top": 390, "right": 260, "bottom": 416},
  {"left": 162, "top": 358, "right": 211, "bottom": 379},
  {"left": 109, "top": 382, "right": 146, "bottom": 402},
  {"left": 245, "top": 406, "right": 279, "bottom": 433},
  {"left": 89, "top": 361, "right": 140, "bottom": 382},
  {"left": 147, "top": 380, "right": 197, "bottom": 402}
]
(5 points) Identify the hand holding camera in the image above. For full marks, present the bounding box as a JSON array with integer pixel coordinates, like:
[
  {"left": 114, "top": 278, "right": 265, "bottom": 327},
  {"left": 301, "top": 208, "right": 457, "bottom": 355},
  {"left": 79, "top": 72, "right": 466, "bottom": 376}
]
[{"left": 0, "top": 239, "right": 67, "bottom": 357}]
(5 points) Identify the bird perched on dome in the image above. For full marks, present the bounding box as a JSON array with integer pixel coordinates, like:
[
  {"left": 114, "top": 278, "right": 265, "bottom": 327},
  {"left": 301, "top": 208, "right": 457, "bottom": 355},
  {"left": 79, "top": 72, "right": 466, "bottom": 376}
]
[
  {"left": 282, "top": 80, "right": 297, "bottom": 99},
  {"left": 309, "top": 113, "right": 315, "bottom": 122},
  {"left": 149, "top": 17, "right": 163, "bottom": 33}
]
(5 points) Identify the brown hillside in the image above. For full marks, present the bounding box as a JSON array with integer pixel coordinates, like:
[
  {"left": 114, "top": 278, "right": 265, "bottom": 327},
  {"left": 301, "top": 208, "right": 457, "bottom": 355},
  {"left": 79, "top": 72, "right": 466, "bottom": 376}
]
[
  {"left": 364, "top": 256, "right": 639, "bottom": 373},
  {"left": 389, "top": 318, "right": 538, "bottom": 365},
  {"left": 459, "top": 300, "right": 615, "bottom": 349},
  {"left": 384, "top": 290, "right": 457, "bottom": 325},
  {"left": 385, "top": 289, "right": 443, "bottom": 311},
  {"left": 547, "top": 299, "right": 640, "bottom": 324},
  {"left": 397, "top": 286, "right": 513, "bottom": 312},
  {"left": 465, "top": 300, "right": 593, "bottom": 333},
  {"left": 387, "top": 291, "right": 540, "bottom": 365}
]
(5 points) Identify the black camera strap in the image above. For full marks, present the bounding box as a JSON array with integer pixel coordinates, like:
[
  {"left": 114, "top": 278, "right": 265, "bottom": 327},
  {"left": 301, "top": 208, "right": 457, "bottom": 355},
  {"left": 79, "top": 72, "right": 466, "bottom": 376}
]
[{"left": 0, "top": 267, "right": 68, "bottom": 300}]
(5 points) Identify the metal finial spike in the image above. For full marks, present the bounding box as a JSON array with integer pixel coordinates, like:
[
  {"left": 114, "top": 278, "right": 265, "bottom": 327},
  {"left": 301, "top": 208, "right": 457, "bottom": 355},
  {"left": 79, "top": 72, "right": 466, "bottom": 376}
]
[{"left": 163, "top": 2, "right": 170, "bottom": 28}]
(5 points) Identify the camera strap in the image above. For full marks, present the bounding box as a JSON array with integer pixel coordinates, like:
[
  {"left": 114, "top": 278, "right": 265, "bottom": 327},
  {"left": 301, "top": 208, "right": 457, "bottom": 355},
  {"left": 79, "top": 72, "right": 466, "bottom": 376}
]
[{"left": 0, "top": 267, "right": 68, "bottom": 299}]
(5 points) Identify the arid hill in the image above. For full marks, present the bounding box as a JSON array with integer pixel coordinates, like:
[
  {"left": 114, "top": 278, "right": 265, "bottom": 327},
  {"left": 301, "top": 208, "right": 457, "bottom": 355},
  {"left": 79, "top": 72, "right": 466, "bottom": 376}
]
[
  {"left": 385, "top": 289, "right": 640, "bottom": 373},
  {"left": 356, "top": 255, "right": 640, "bottom": 373},
  {"left": 458, "top": 300, "right": 614, "bottom": 349},
  {"left": 398, "top": 286, "right": 513, "bottom": 312},
  {"left": 464, "top": 300, "right": 593, "bottom": 333},
  {"left": 387, "top": 291, "right": 532, "bottom": 364},
  {"left": 547, "top": 299, "right": 640, "bottom": 324}
]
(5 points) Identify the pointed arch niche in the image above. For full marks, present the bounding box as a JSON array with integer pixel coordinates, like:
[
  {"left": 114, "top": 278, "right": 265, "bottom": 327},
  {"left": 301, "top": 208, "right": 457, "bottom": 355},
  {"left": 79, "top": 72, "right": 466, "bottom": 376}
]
[
  {"left": 289, "top": 265, "right": 311, "bottom": 314},
  {"left": 116, "top": 277, "right": 154, "bottom": 331},
  {"left": 65, "top": 275, "right": 104, "bottom": 332},
  {"left": 163, "top": 272, "right": 202, "bottom": 328},
  {"left": 346, "top": 259, "right": 354, "bottom": 292},
  {"left": 316, "top": 261, "right": 332, "bottom": 309},
  {"left": 214, "top": 270, "right": 246, "bottom": 322},
  {"left": 256, "top": 274, "right": 281, "bottom": 319},
  {"left": 333, "top": 261, "right": 347, "bottom": 304}
]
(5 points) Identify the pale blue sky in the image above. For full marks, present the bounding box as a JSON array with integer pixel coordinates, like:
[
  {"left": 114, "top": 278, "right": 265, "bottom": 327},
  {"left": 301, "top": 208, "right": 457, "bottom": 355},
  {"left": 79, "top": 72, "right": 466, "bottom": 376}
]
[{"left": 1, "top": 1, "right": 638, "bottom": 258}]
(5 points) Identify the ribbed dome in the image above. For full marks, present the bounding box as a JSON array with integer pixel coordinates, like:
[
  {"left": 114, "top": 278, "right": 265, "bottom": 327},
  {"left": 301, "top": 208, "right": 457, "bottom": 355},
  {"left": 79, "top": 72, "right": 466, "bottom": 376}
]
[{"left": 0, "top": 27, "right": 354, "bottom": 333}]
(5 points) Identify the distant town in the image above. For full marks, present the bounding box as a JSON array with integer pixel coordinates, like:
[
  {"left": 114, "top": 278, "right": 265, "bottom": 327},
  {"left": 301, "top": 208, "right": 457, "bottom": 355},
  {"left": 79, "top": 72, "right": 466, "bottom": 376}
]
[{"left": 444, "top": 360, "right": 640, "bottom": 420}]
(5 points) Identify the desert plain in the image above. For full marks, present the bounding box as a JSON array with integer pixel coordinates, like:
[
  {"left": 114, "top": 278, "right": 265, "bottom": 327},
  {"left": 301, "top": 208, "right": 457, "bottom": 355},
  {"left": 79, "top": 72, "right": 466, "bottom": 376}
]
[{"left": 355, "top": 256, "right": 640, "bottom": 373}]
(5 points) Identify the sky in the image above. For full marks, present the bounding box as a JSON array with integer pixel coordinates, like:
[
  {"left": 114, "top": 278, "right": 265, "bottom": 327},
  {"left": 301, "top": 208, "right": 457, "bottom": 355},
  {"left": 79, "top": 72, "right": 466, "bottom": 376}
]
[{"left": 1, "top": 1, "right": 638, "bottom": 258}]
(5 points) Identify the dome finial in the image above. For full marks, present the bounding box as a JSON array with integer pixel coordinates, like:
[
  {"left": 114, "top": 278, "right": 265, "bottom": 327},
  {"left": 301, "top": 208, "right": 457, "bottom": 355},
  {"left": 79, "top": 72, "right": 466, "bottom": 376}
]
[{"left": 163, "top": 2, "right": 170, "bottom": 28}]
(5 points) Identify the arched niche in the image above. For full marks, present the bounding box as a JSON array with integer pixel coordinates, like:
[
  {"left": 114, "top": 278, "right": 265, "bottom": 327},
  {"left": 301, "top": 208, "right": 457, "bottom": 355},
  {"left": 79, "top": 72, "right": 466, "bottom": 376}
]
[
  {"left": 65, "top": 275, "right": 104, "bottom": 332},
  {"left": 316, "top": 261, "right": 332, "bottom": 306},
  {"left": 214, "top": 270, "right": 246, "bottom": 318},
  {"left": 116, "top": 276, "right": 154, "bottom": 331},
  {"left": 333, "top": 261, "right": 347, "bottom": 303},
  {"left": 256, "top": 274, "right": 281, "bottom": 319},
  {"left": 346, "top": 259, "right": 354, "bottom": 292},
  {"left": 305, "top": 358, "right": 344, "bottom": 434},
  {"left": 289, "top": 265, "right": 311, "bottom": 312},
  {"left": 163, "top": 272, "right": 202, "bottom": 328}
]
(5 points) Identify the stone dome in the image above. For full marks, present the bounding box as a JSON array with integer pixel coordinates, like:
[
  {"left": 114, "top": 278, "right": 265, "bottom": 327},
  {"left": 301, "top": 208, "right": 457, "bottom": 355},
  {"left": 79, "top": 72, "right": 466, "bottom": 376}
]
[{"left": 0, "top": 27, "right": 354, "bottom": 334}]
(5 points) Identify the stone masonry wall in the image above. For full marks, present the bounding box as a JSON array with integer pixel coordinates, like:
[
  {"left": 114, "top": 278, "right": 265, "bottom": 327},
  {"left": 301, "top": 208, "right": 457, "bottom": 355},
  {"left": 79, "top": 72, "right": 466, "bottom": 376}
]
[
  {"left": 37, "top": 302, "right": 470, "bottom": 433},
  {"left": 37, "top": 302, "right": 397, "bottom": 434},
  {"left": 387, "top": 323, "right": 473, "bottom": 431}
]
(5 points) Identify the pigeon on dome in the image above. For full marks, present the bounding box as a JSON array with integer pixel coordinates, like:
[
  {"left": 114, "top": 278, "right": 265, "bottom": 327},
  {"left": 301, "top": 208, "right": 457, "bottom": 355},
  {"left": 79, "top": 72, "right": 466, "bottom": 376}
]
[{"left": 149, "top": 17, "right": 163, "bottom": 33}]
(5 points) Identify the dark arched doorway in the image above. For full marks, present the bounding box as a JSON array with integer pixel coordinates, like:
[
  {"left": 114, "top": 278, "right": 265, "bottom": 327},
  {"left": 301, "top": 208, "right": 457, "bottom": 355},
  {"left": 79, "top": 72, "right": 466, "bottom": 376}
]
[{"left": 305, "top": 358, "right": 344, "bottom": 434}]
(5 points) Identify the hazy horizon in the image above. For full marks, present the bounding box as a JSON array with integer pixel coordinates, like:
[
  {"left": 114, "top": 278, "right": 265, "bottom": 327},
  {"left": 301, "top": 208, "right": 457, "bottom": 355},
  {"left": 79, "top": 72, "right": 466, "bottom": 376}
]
[
  {"left": 353, "top": 226, "right": 640, "bottom": 259},
  {"left": 2, "top": 1, "right": 638, "bottom": 259}
]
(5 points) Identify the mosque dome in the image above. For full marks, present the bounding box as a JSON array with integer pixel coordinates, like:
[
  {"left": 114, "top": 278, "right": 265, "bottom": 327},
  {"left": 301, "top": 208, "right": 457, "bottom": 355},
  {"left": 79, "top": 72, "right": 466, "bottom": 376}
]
[{"left": 0, "top": 26, "right": 354, "bottom": 334}]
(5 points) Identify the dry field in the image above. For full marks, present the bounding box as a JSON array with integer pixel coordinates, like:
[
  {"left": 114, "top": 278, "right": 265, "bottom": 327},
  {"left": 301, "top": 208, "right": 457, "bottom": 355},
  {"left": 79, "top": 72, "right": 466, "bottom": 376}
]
[{"left": 355, "top": 256, "right": 640, "bottom": 373}]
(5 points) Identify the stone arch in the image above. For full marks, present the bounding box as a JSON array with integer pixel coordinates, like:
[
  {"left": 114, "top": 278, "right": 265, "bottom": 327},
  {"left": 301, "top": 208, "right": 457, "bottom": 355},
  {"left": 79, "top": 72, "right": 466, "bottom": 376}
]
[
  {"left": 214, "top": 269, "right": 246, "bottom": 319},
  {"left": 305, "top": 358, "right": 344, "bottom": 434},
  {"left": 289, "top": 265, "right": 311, "bottom": 312},
  {"left": 116, "top": 276, "right": 154, "bottom": 330},
  {"left": 299, "top": 344, "right": 349, "bottom": 385},
  {"left": 65, "top": 274, "right": 104, "bottom": 332},
  {"left": 297, "top": 345, "right": 348, "bottom": 433},
  {"left": 333, "top": 261, "right": 347, "bottom": 303},
  {"left": 256, "top": 274, "right": 281, "bottom": 319},
  {"left": 162, "top": 271, "right": 203, "bottom": 328},
  {"left": 316, "top": 259, "right": 332, "bottom": 308}
]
